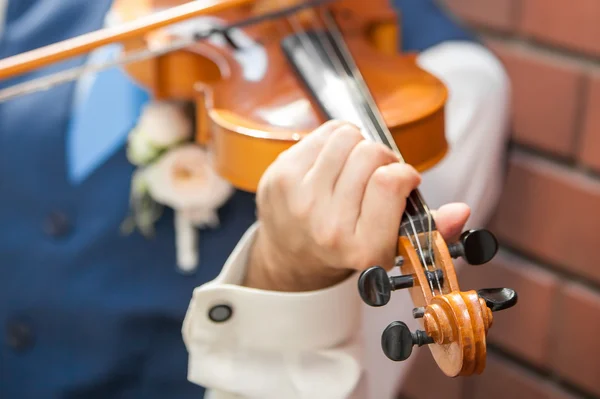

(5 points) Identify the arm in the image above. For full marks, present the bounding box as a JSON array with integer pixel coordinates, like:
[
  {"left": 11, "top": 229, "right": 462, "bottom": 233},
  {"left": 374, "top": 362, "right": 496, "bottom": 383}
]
[
  {"left": 417, "top": 40, "right": 511, "bottom": 228},
  {"left": 182, "top": 12, "right": 510, "bottom": 399}
]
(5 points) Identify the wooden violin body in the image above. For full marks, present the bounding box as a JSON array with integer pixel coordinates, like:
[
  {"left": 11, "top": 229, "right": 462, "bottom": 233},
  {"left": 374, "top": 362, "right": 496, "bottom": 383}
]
[
  {"left": 114, "top": 0, "right": 448, "bottom": 192},
  {"left": 0, "top": 0, "right": 518, "bottom": 378}
]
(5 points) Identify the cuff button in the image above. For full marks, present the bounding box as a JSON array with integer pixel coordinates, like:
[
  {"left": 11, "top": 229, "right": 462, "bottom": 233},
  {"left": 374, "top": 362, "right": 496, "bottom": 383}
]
[{"left": 208, "top": 304, "right": 233, "bottom": 322}]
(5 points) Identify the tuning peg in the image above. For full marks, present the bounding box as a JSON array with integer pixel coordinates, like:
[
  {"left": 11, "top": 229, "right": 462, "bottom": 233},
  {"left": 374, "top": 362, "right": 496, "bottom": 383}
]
[
  {"left": 358, "top": 266, "right": 414, "bottom": 307},
  {"left": 448, "top": 229, "right": 498, "bottom": 265},
  {"left": 477, "top": 288, "right": 518, "bottom": 312},
  {"left": 381, "top": 321, "right": 434, "bottom": 361}
]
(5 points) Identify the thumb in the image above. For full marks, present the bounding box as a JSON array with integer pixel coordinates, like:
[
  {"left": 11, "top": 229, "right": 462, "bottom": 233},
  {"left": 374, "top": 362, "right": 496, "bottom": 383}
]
[{"left": 431, "top": 203, "right": 471, "bottom": 242}]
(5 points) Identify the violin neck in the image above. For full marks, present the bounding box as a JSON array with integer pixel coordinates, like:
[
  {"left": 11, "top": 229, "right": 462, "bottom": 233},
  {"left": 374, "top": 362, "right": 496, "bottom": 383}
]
[
  {"left": 280, "top": 10, "right": 435, "bottom": 234},
  {"left": 281, "top": 27, "right": 397, "bottom": 152}
]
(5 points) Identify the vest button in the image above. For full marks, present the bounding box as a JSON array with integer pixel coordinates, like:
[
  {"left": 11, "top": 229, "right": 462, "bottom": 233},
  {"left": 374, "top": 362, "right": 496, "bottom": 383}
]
[
  {"left": 6, "top": 321, "right": 35, "bottom": 352},
  {"left": 44, "top": 211, "right": 71, "bottom": 237},
  {"left": 208, "top": 304, "right": 233, "bottom": 323}
]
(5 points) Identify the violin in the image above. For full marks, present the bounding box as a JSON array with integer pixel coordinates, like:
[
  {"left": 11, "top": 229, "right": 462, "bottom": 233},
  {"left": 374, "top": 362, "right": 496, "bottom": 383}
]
[{"left": 0, "top": 0, "right": 517, "bottom": 377}]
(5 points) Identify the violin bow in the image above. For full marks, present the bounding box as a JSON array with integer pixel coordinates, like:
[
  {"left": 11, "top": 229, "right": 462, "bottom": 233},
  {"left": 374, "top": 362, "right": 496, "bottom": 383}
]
[{"left": 0, "top": 0, "right": 333, "bottom": 101}]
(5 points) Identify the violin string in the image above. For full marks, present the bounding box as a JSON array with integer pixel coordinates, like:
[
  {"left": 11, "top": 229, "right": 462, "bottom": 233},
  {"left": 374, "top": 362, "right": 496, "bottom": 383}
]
[
  {"left": 285, "top": 15, "right": 329, "bottom": 73},
  {"left": 410, "top": 190, "right": 437, "bottom": 288},
  {"left": 303, "top": 19, "right": 388, "bottom": 150},
  {"left": 280, "top": 8, "right": 380, "bottom": 141},
  {"left": 408, "top": 196, "right": 442, "bottom": 293},
  {"left": 402, "top": 208, "right": 437, "bottom": 295},
  {"left": 314, "top": 8, "right": 443, "bottom": 295},
  {"left": 317, "top": 11, "right": 397, "bottom": 152},
  {"left": 284, "top": 12, "right": 391, "bottom": 166},
  {"left": 308, "top": 13, "right": 388, "bottom": 137},
  {"left": 282, "top": 14, "right": 382, "bottom": 143}
]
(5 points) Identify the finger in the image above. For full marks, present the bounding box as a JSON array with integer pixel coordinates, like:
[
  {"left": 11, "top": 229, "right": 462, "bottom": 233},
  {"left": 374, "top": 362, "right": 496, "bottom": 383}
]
[
  {"left": 278, "top": 120, "right": 351, "bottom": 173},
  {"left": 304, "top": 124, "right": 364, "bottom": 194},
  {"left": 355, "top": 163, "right": 421, "bottom": 264},
  {"left": 331, "top": 141, "right": 400, "bottom": 223},
  {"left": 259, "top": 120, "right": 350, "bottom": 199},
  {"left": 431, "top": 203, "right": 471, "bottom": 241},
  {"left": 258, "top": 120, "right": 355, "bottom": 225}
]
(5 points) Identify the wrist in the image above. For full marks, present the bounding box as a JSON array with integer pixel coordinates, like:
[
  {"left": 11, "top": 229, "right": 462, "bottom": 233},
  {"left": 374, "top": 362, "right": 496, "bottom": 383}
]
[{"left": 243, "top": 229, "right": 354, "bottom": 292}]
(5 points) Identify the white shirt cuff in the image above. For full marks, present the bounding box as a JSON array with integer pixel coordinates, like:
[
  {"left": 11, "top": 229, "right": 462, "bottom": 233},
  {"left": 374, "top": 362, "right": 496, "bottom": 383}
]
[
  {"left": 182, "top": 223, "right": 364, "bottom": 398},
  {"left": 183, "top": 222, "right": 361, "bottom": 351}
]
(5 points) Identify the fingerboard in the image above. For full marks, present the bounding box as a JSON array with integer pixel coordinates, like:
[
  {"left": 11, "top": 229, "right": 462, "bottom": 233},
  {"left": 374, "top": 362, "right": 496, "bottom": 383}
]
[{"left": 280, "top": 22, "right": 437, "bottom": 237}]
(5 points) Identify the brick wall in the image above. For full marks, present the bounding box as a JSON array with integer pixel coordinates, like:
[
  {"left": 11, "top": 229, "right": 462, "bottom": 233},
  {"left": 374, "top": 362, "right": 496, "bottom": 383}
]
[{"left": 397, "top": 1, "right": 600, "bottom": 398}]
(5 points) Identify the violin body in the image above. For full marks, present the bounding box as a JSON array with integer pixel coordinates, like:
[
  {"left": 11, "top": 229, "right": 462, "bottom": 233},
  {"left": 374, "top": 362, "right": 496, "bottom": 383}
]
[{"left": 114, "top": 0, "right": 448, "bottom": 192}]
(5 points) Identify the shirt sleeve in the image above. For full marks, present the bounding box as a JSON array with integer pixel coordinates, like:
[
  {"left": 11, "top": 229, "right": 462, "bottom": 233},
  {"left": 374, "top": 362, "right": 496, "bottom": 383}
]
[
  {"left": 415, "top": 40, "right": 511, "bottom": 228},
  {"left": 182, "top": 222, "right": 366, "bottom": 399},
  {"left": 182, "top": 41, "right": 511, "bottom": 399}
]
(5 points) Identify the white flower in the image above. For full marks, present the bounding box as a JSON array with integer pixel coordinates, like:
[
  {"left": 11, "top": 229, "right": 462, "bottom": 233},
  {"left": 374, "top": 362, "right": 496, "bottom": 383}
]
[
  {"left": 123, "top": 101, "right": 229, "bottom": 272},
  {"left": 136, "top": 101, "right": 192, "bottom": 148},
  {"left": 144, "top": 144, "right": 234, "bottom": 225},
  {"left": 143, "top": 144, "right": 234, "bottom": 272},
  {"left": 126, "top": 101, "right": 192, "bottom": 166},
  {"left": 127, "top": 128, "right": 161, "bottom": 166}
]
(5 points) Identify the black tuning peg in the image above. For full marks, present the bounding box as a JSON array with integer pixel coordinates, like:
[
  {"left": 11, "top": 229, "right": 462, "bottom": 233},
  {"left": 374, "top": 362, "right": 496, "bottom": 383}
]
[
  {"left": 448, "top": 229, "right": 498, "bottom": 265},
  {"left": 381, "top": 321, "right": 434, "bottom": 361},
  {"left": 358, "top": 266, "right": 414, "bottom": 307},
  {"left": 477, "top": 288, "right": 518, "bottom": 312}
]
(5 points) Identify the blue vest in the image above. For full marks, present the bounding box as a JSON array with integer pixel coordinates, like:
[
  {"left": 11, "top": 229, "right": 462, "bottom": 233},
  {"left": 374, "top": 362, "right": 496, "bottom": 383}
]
[{"left": 0, "top": 1, "right": 474, "bottom": 398}]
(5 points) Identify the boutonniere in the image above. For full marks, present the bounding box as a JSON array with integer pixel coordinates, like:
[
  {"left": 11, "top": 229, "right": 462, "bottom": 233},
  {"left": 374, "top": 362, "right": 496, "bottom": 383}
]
[{"left": 121, "top": 101, "right": 234, "bottom": 273}]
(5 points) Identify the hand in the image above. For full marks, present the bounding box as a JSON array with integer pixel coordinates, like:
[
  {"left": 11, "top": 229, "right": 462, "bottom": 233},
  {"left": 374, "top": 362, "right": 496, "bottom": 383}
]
[{"left": 244, "top": 120, "right": 470, "bottom": 292}]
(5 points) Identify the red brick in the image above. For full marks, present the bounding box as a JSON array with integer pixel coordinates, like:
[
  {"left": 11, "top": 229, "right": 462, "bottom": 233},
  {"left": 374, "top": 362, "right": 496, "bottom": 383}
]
[
  {"left": 395, "top": 349, "right": 464, "bottom": 399},
  {"left": 489, "top": 151, "right": 600, "bottom": 284},
  {"left": 552, "top": 283, "right": 600, "bottom": 396},
  {"left": 520, "top": 0, "right": 600, "bottom": 57},
  {"left": 466, "top": 355, "right": 578, "bottom": 399},
  {"left": 577, "top": 74, "right": 600, "bottom": 171},
  {"left": 491, "top": 43, "right": 584, "bottom": 157},
  {"left": 459, "top": 251, "right": 558, "bottom": 368},
  {"left": 441, "top": 0, "right": 518, "bottom": 32}
]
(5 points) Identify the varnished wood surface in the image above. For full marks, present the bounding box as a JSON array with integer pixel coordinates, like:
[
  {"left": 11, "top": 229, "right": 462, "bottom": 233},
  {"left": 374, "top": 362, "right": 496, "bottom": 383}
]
[
  {"left": 397, "top": 232, "right": 491, "bottom": 377},
  {"left": 110, "top": 0, "right": 448, "bottom": 191}
]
